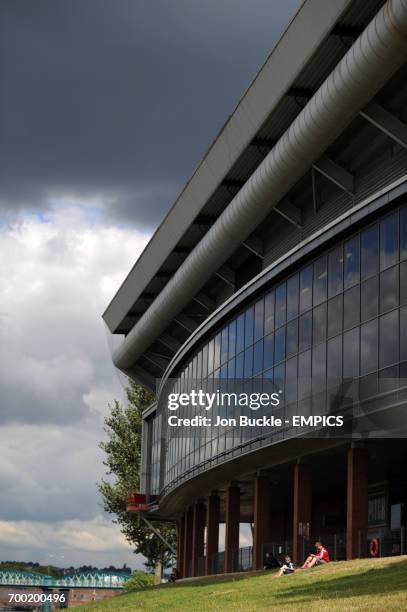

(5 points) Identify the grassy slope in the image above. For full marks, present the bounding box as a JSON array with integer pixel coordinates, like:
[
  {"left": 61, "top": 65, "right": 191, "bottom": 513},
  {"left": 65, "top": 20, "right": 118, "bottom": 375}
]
[{"left": 84, "top": 556, "right": 407, "bottom": 611}]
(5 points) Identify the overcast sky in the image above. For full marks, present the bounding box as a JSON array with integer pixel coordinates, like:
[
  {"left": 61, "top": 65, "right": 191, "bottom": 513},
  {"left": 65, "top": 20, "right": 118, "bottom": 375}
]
[{"left": 0, "top": 0, "right": 300, "bottom": 570}]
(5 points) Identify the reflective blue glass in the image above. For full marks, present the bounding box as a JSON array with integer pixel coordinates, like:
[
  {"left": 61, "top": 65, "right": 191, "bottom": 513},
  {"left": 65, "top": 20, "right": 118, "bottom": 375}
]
[
  {"left": 299, "top": 311, "right": 312, "bottom": 351},
  {"left": 380, "top": 213, "right": 398, "bottom": 270},
  {"left": 244, "top": 346, "right": 253, "bottom": 377},
  {"left": 379, "top": 310, "right": 398, "bottom": 368},
  {"left": 236, "top": 314, "right": 245, "bottom": 354},
  {"left": 287, "top": 274, "right": 299, "bottom": 320},
  {"left": 361, "top": 225, "right": 379, "bottom": 279},
  {"left": 221, "top": 327, "right": 228, "bottom": 365},
  {"left": 400, "top": 206, "right": 407, "bottom": 260},
  {"left": 274, "top": 327, "right": 286, "bottom": 364},
  {"left": 263, "top": 333, "right": 274, "bottom": 370},
  {"left": 286, "top": 319, "right": 298, "bottom": 357},
  {"left": 264, "top": 291, "right": 275, "bottom": 334},
  {"left": 245, "top": 306, "right": 254, "bottom": 347},
  {"left": 254, "top": 298, "right": 264, "bottom": 340},
  {"left": 361, "top": 319, "right": 378, "bottom": 375},
  {"left": 228, "top": 320, "right": 236, "bottom": 359},
  {"left": 253, "top": 340, "right": 263, "bottom": 374},
  {"left": 300, "top": 266, "right": 312, "bottom": 313},
  {"left": 328, "top": 246, "right": 343, "bottom": 297},
  {"left": 313, "top": 257, "right": 327, "bottom": 305},
  {"left": 344, "top": 236, "right": 360, "bottom": 288},
  {"left": 275, "top": 283, "right": 287, "bottom": 327}
]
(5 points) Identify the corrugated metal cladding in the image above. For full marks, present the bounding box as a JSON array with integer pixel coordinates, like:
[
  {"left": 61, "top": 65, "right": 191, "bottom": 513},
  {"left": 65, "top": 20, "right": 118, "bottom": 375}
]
[{"left": 262, "top": 148, "right": 407, "bottom": 269}]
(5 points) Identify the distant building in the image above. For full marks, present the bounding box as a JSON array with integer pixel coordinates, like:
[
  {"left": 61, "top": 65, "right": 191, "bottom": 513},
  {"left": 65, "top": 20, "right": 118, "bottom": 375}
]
[{"left": 104, "top": 0, "right": 407, "bottom": 576}]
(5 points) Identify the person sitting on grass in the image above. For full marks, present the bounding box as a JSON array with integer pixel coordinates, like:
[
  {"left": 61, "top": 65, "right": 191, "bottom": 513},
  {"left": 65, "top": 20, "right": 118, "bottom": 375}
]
[
  {"left": 301, "top": 541, "right": 330, "bottom": 569},
  {"left": 275, "top": 555, "right": 295, "bottom": 577}
]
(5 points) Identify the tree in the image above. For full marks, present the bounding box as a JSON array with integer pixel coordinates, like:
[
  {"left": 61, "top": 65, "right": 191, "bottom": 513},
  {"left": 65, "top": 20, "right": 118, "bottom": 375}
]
[
  {"left": 98, "top": 379, "right": 176, "bottom": 571},
  {"left": 123, "top": 570, "right": 154, "bottom": 590}
]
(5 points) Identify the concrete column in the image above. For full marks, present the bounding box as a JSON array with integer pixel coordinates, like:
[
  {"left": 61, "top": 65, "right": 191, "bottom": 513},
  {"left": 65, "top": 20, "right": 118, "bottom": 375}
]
[
  {"left": 183, "top": 507, "right": 194, "bottom": 577},
  {"left": 177, "top": 516, "right": 185, "bottom": 577},
  {"left": 206, "top": 492, "right": 220, "bottom": 575},
  {"left": 253, "top": 474, "right": 272, "bottom": 570},
  {"left": 225, "top": 484, "right": 240, "bottom": 573},
  {"left": 292, "top": 462, "right": 312, "bottom": 563},
  {"left": 191, "top": 502, "right": 206, "bottom": 577},
  {"left": 347, "top": 446, "right": 368, "bottom": 559}
]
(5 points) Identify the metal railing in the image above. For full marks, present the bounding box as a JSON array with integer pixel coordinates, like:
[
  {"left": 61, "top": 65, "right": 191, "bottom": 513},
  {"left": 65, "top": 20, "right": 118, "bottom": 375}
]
[
  {"left": 232, "top": 546, "right": 253, "bottom": 572},
  {"left": 212, "top": 551, "right": 225, "bottom": 574},
  {"left": 358, "top": 528, "right": 406, "bottom": 558},
  {"left": 301, "top": 533, "right": 347, "bottom": 562}
]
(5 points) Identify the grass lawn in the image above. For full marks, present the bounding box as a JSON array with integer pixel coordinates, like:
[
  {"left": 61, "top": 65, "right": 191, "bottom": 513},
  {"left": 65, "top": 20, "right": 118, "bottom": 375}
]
[{"left": 83, "top": 556, "right": 407, "bottom": 611}]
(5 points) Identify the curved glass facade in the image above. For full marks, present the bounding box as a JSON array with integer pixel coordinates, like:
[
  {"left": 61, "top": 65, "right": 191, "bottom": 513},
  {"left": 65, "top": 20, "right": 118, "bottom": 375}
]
[{"left": 159, "top": 203, "right": 407, "bottom": 492}]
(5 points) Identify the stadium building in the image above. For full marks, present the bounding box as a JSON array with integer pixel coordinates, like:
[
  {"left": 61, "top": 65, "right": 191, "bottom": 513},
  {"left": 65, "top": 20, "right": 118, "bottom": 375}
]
[{"left": 104, "top": 0, "right": 407, "bottom": 576}]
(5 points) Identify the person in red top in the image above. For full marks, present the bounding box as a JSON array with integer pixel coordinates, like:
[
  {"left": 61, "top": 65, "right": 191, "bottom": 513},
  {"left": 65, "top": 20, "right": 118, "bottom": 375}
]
[{"left": 301, "top": 541, "right": 330, "bottom": 569}]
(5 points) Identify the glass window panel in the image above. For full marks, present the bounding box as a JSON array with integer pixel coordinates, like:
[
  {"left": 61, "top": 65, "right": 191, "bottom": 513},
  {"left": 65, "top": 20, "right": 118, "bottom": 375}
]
[
  {"left": 235, "top": 352, "right": 244, "bottom": 378},
  {"left": 327, "top": 335, "right": 342, "bottom": 379},
  {"left": 245, "top": 307, "right": 254, "bottom": 347},
  {"left": 379, "top": 265, "right": 399, "bottom": 313},
  {"left": 313, "top": 256, "right": 327, "bottom": 305},
  {"left": 287, "top": 274, "right": 299, "bottom": 320},
  {"left": 214, "top": 333, "right": 221, "bottom": 371},
  {"left": 207, "top": 339, "right": 215, "bottom": 375},
  {"left": 202, "top": 344, "right": 208, "bottom": 378},
  {"left": 328, "top": 294, "right": 343, "bottom": 338},
  {"left": 299, "top": 310, "right": 312, "bottom": 351},
  {"left": 298, "top": 349, "right": 311, "bottom": 399},
  {"left": 253, "top": 340, "right": 263, "bottom": 374},
  {"left": 361, "top": 319, "right": 378, "bottom": 375},
  {"left": 380, "top": 213, "right": 398, "bottom": 270},
  {"left": 300, "top": 265, "right": 313, "bottom": 313},
  {"left": 275, "top": 283, "right": 287, "bottom": 327},
  {"left": 263, "top": 333, "right": 274, "bottom": 371},
  {"left": 221, "top": 327, "right": 228, "bottom": 365},
  {"left": 344, "top": 285, "right": 360, "bottom": 330},
  {"left": 361, "top": 225, "right": 379, "bottom": 279},
  {"left": 220, "top": 364, "right": 228, "bottom": 379},
  {"left": 244, "top": 346, "right": 253, "bottom": 377},
  {"left": 286, "top": 319, "right": 298, "bottom": 357},
  {"left": 312, "top": 342, "right": 326, "bottom": 388},
  {"left": 400, "top": 261, "right": 407, "bottom": 305},
  {"left": 274, "top": 327, "right": 286, "bottom": 364},
  {"left": 228, "top": 357, "right": 236, "bottom": 379},
  {"left": 344, "top": 236, "right": 360, "bottom": 289},
  {"left": 197, "top": 350, "right": 202, "bottom": 383},
  {"left": 400, "top": 206, "right": 407, "bottom": 260},
  {"left": 379, "top": 365, "right": 399, "bottom": 395},
  {"left": 379, "top": 310, "right": 399, "bottom": 368},
  {"left": 361, "top": 276, "right": 378, "bottom": 321},
  {"left": 254, "top": 298, "right": 264, "bottom": 340},
  {"left": 401, "top": 306, "right": 407, "bottom": 362},
  {"left": 274, "top": 363, "right": 285, "bottom": 393},
  {"left": 285, "top": 356, "right": 298, "bottom": 403},
  {"left": 313, "top": 302, "right": 327, "bottom": 345},
  {"left": 328, "top": 246, "right": 343, "bottom": 297},
  {"left": 228, "top": 320, "right": 236, "bottom": 359},
  {"left": 236, "top": 314, "right": 245, "bottom": 354},
  {"left": 264, "top": 291, "right": 275, "bottom": 334},
  {"left": 312, "top": 343, "right": 326, "bottom": 380}
]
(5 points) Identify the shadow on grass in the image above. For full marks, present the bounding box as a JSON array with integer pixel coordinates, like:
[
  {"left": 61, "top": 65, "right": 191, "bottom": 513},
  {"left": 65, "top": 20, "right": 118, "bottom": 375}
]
[
  {"left": 274, "top": 559, "right": 407, "bottom": 604},
  {"left": 151, "top": 571, "right": 264, "bottom": 590}
]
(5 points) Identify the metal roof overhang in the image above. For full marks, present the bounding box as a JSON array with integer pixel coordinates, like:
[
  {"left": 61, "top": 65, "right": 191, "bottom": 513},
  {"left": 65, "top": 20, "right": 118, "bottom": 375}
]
[
  {"left": 103, "top": 0, "right": 407, "bottom": 390},
  {"left": 103, "top": 0, "right": 353, "bottom": 334}
]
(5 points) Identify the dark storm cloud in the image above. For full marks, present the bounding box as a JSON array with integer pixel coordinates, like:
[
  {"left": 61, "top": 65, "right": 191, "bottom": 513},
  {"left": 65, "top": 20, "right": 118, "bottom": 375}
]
[{"left": 0, "top": 0, "right": 300, "bottom": 229}]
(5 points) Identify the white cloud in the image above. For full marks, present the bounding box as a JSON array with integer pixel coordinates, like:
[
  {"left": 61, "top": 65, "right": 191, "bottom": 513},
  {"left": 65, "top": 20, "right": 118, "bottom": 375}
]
[{"left": 0, "top": 201, "right": 150, "bottom": 566}]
